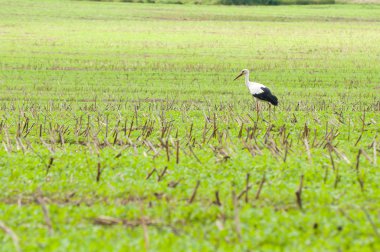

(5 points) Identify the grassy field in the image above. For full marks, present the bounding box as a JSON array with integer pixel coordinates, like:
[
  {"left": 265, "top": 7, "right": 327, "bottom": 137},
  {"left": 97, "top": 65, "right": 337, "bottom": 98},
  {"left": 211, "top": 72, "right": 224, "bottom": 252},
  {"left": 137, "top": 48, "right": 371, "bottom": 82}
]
[
  {"left": 83, "top": 0, "right": 336, "bottom": 6},
  {"left": 0, "top": 0, "right": 380, "bottom": 251}
]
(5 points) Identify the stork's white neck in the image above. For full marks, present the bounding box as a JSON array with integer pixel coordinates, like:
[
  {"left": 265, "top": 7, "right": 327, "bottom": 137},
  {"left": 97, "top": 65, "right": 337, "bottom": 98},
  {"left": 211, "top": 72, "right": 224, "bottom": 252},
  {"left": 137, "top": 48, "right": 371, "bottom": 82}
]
[{"left": 244, "top": 73, "right": 250, "bottom": 86}]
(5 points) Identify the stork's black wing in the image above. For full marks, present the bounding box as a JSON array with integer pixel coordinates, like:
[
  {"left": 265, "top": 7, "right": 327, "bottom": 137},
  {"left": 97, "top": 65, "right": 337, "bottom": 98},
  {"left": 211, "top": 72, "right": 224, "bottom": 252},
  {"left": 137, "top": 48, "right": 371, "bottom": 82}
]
[{"left": 253, "top": 87, "right": 278, "bottom": 106}]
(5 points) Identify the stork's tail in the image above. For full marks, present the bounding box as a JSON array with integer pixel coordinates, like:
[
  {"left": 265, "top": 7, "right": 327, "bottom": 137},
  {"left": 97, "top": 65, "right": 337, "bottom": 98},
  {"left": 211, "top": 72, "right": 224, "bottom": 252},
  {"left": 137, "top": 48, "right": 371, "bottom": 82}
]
[{"left": 269, "top": 95, "right": 278, "bottom": 106}]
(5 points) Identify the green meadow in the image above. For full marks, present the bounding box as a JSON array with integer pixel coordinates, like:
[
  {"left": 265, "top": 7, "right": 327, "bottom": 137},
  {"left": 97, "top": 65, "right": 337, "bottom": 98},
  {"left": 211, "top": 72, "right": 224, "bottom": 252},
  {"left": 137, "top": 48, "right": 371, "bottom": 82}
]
[{"left": 0, "top": 0, "right": 379, "bottom": 251}]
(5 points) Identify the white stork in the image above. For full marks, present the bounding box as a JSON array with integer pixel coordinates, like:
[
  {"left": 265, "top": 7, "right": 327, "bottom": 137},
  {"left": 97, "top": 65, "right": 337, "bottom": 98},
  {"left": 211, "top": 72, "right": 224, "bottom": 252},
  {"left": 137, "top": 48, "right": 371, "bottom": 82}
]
[{"left": 234, "top": 69, "right": 278, "bottom": 107}]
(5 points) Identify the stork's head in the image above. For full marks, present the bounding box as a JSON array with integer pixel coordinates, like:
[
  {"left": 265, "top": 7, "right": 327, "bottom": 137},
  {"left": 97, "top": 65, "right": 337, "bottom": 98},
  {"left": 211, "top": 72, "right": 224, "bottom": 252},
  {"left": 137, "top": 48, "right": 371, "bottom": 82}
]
[{"left": 234, "top": 69, "right": 249, "bottom": 81}]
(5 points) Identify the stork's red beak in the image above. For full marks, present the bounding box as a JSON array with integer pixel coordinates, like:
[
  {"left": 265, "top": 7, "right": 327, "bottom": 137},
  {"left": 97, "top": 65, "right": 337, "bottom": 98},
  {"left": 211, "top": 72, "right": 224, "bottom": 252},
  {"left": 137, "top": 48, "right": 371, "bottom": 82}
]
[{"left": 234, "top": 72, "right": 243, "bottom": 81}]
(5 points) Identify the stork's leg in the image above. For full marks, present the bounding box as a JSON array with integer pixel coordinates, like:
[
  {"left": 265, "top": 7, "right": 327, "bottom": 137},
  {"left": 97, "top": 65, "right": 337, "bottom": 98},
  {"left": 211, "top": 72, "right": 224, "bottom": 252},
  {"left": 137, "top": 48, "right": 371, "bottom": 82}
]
[
  {"left": 256, "top": 100, "right": 260, "bottom": 122},
  {"left": 271, "top": 104, "right": 277, "bottom": 121}
]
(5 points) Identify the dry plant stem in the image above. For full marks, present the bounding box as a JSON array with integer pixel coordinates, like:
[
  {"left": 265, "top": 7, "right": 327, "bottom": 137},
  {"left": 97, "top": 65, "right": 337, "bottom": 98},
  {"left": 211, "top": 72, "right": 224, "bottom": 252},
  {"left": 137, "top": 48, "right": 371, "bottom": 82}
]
[
  {"left": 146, "top": 168, "right": 157, "bottom": 180},
  {"left": 255, "top": 173, "right": 266, "bottom": 200},
  {"left": 140, "top": 211, "right": 150, "bottom": 251},
  {"left": 245, "top": 173, "right": 250, "bottom": 203},
  {"left": 295, "top": 175, "right": 304, "bottom": 210},
  {"left": 96, "top": 159, "right": 102, "bottom": 183},
  {"left": 176, "top": 139, "right": 180, "bottom": 164},
  {"left": 232, "top": 190, "right": 242, "bottom": 242},
  {"left": 214, "top": 191, "right": 222, "bottom": 206},
  {"left": 328, "top": 145, "right": 336, "bottom": 171},
  {"left": 237, "top": 185, "right": 252, "bottom": 200},
  {"left": 0, "top": 221, "right": 21, "bottom": 252},
  {"left": 374, "top": 138, "right": 377, "bottom": 166},
  {"left": 356, "top": 149, "right": 362, "bottom": 172},
  {"left": 362, "top": 207, "right": 380, "bottom": 240},
  {"left": 165, "top": 139, "right": 170, "bottom": 162},
  {"left": 188, "top": 180, "right": 200, "bottom": 204},
  {"left": 35, "top": 190, "right": 53, "bottom": 235},
  {"left": 157, "top": 166, "right": 168, "bottom": 182},
  {"left": 46, "top": 156, "right": 54, "bottom": 176},
  {"left": 303, "top": 138, "right": 312, "bottom": 162},
  {"left": 189, "top": 145, "right": 202, "bottom": 164},
  {"left": 356, "top": 149, "right": 365, "bottom": 192}
]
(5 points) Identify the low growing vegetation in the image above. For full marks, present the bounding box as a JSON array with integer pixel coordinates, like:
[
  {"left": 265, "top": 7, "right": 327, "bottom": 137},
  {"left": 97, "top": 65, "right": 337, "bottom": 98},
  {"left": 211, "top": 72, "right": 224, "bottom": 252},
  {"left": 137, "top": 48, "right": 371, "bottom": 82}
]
[{"left": 0, "top": 0, "right": 379, "bottom": 251}]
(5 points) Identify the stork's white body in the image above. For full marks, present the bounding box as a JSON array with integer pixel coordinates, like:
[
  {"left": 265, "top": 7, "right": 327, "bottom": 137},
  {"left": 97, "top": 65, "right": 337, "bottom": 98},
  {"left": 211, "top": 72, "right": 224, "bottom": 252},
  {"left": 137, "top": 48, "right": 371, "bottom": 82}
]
[{"left": 243, "top": 74, "right": 266, "bottom": 96}]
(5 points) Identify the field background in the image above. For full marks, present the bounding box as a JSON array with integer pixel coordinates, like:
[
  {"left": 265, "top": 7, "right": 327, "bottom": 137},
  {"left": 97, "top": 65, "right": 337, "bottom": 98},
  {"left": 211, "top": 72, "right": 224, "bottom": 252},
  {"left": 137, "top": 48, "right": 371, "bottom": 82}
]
[
  {"left": 83, "top": 0, "right": 380, "bottom": 6},
  {"left": 0, "top": 0, "right": 380, "bottom": 251}
]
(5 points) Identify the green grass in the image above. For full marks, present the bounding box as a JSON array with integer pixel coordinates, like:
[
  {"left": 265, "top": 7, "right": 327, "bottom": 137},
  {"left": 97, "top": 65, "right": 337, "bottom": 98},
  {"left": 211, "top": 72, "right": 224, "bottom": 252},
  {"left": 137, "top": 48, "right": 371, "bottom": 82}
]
[
  {"left": 82, "top": 0, "right": 336, "bottom": 5},
  {"left": 0, "top": 0, "right": 380, "bottom": 251}
]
